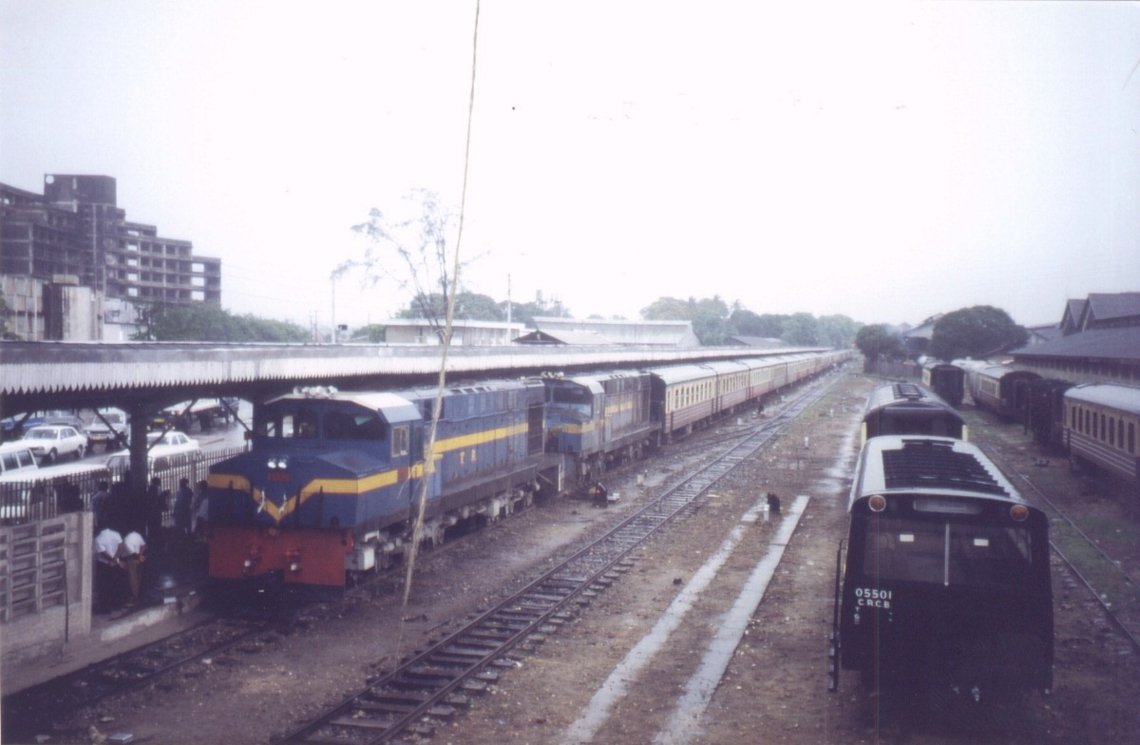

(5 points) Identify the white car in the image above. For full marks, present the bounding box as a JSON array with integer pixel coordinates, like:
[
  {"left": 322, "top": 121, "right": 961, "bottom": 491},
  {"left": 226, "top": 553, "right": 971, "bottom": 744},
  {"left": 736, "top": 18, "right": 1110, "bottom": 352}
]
[
  {"left": 21, "top": 425, "right": 88, "bottom": 463},
  {"left": 146, "top": 430, "right": 199, "bottom": 452}
]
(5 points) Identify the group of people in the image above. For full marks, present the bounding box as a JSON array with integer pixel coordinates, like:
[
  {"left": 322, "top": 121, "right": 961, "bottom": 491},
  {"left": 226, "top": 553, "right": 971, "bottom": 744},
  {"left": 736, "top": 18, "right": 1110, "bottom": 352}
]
[{"left": 91, "top": 475, "right": 209, "bottom": 613}]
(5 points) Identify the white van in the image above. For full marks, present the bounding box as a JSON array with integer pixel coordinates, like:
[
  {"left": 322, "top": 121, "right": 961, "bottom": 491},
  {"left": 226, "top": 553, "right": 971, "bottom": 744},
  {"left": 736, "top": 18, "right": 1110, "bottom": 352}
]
[
  {"left": 1, "top": 442, "right": 41, "bottom": 521},
  {"left": 104, "top": 440, "right": 203, "bottom": 495},
  {"left": 0, "top": 441, "right": 40, "bottom": 481}
]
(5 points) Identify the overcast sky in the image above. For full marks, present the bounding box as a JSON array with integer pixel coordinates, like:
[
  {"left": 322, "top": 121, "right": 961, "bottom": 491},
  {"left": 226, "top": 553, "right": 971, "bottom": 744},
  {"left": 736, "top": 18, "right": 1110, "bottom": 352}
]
[{"left": 2, "top": 1, "right": 1138, "bottom": 330}]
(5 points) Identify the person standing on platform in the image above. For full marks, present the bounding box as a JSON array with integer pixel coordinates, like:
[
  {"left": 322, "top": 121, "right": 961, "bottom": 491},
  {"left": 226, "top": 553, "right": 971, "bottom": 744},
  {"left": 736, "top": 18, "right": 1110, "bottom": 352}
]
[
  {"left": 119, "top": 530, "right": 147, "bottom": 608},
  {"left": 192, "top": 480, "right": 210, "bottom": 539},
  {"left": 173, "top": 478, "right": 193, "bottom": 537},
  {"left": 144, "top": 476, "right": 166, "bottom": 554},
  {"left": 94, "top": 527, "right": 124, "bottom": 613},
  {"left": 91, "top": 480, "right": 111, "bottom": 533}
]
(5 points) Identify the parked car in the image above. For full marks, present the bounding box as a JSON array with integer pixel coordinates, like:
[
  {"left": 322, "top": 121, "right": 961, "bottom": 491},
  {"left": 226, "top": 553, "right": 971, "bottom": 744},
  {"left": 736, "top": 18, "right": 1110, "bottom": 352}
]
[
  {"left": 0, "top": 441, "right": 44, "bottom": 522},
  {"left": 21, "top": 425, "right": 88, "bottom": 463},
  {"left": 85, "top": 408, "right": 129, "bottom": 451},
  {"left": 146, "top": 430, "right": 199, "bottom": 452},
  {"left": 2, "top": 410, "right": 85, "bottom": 441}
]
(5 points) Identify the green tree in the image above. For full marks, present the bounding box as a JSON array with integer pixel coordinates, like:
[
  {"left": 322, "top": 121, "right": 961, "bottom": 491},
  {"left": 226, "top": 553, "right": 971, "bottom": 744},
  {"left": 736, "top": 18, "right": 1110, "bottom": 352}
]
[
  {"left": 397, "top": 291, "right": 503, "bottom": 322},
  {"left": 132, "top": 302, "right": 308, "bottom": 342},
  {"left": 349, "top": 324, "right": 387, "bottom": 342},
  {"left": 641, "top": 296, "right": 691, "bottom": 321},
  {"left": 781, "top": 312, "right": 820, "bottom": 346},
  {"left": 855, "top": 324, "right": 904, "bottom": 370},
  {"left": 641, "top": 295, "right": 732, "bottom": 345},
  {"left": 930, "top": 305, "right": 1028, "bottom": 360},
  {"left": 816, "top": 314, "right": 860, "bottom": 348},
  {"left": 502, "top": 299, "right": 570, "bottom": 327},
  {"left": 729, "top": 310, "right": 787, "bottom": 338},
  {"left": 690, "top": 296, "right": 732, "bottom": 346},
  {"left": 0, "top": 290, "right": 19, "bottom": 340}
]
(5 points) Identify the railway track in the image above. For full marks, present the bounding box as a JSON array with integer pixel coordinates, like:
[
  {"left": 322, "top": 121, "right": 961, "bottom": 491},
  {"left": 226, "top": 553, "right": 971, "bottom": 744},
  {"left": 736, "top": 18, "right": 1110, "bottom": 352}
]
[
  {"left": 0, "top": 372, "right": 841, "bottom": 743},
  {"left": 1, "top": 614, "right": 271, "bottom": 741},
  {"left": 975, "top": 441, "right": 1140, "bottom": 654},
  {"left": 276, "top": 376, "right": 842, "bottom": 745}
]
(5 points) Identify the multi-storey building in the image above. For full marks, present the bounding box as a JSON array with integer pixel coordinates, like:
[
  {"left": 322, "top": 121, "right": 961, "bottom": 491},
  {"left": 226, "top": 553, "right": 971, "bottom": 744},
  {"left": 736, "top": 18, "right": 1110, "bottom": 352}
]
[{"left": 0, "top": 174, "right": 220, "bottom": 340}]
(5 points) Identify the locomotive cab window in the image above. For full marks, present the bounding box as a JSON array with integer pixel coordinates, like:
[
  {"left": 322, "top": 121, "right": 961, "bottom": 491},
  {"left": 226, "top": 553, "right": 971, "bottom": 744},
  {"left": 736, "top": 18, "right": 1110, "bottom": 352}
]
[
  {"left": 862, "top": 515, "right": 1034, "bottom": 589},
  {"left": 392, "top": 425, "right": 409, "bottom": 457},
  {"left": 262, "top": 408, "right": 321, "bottom": 439},
  {"left": 549, "top": 384, "right": 592, "bottom": 416}
]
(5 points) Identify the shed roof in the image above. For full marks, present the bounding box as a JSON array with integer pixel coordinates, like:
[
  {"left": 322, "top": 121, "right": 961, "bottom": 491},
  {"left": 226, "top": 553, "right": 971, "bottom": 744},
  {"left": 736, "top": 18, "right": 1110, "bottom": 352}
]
[
  {"left": 1085, "top": 292, "right": 1140, "bottom": 325},
  {"left": 1012, "top": 326, "right": 1140, "bottom": 363}
]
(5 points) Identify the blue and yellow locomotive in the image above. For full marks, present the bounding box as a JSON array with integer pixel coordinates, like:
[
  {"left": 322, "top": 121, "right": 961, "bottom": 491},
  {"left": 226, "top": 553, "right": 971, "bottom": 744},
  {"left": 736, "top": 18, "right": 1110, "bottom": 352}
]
[
  {"left": 541, "top": 370, "right": 658, "bottom": 486},
  {"left": 207, "top": 381, "right": 549, "bottom": 587}
]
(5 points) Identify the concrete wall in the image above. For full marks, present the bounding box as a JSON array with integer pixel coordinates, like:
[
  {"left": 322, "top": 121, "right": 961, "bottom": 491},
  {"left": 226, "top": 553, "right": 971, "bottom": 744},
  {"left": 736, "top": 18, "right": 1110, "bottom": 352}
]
[{"left": 0, "top": 512, "right": 93, "bottom": 670}]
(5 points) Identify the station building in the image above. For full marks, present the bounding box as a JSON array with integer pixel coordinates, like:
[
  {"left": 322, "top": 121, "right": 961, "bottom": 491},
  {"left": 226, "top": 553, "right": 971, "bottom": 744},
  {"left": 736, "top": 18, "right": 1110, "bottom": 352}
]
[
  {"left": 0, "top": 174, "right": 221, "bottom": 342},
  {"left": 1010, "top": 292, "right": 1140, "bottom": 387}
]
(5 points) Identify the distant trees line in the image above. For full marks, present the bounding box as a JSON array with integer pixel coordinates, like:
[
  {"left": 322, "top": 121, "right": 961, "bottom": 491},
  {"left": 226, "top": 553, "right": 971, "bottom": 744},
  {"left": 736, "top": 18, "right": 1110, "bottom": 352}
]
[
  {"left": 103, "top": 292, "right": 863, "bottom": 348},
  {"left": 0, "top": 289, "right": 1023, "bottom": 356},
  {"left": 855, "top": 305, "right": 1028, "bottom": 368}
]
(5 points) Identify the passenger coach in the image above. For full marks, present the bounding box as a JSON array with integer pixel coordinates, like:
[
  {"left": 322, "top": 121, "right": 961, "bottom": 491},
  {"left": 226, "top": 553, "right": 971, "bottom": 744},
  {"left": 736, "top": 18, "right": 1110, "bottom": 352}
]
[
  {"left": 921, "top": 361, "right": 965, "bottom": 408},
  {"left": 967, "top": 365, "right": 1040, "bottom": 421},
  {"left": 1063, "top": 383, "right": 1140, "bottom": 487}
]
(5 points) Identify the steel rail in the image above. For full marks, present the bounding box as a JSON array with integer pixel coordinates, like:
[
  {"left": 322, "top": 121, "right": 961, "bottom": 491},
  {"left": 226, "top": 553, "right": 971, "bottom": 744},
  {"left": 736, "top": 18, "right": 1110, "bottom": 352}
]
[
  {"left": 278, "top": 374, "right": 842, "bottom": 745},
  {"left": 975, "top": 442, "right": 1140, "bottom": 654}
]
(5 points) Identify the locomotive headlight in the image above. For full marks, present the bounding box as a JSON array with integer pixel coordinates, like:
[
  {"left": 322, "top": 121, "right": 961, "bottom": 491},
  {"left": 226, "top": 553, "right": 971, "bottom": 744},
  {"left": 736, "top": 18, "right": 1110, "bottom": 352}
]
[
  {"left": 1010, "top": 504, "right": 1029, "bottom": 522},
  {"left": 267, "top": 456, "right": 289, "bottom": 470},
  {"left": 867, "top": 494, "right": 887, "bottom": 512}
]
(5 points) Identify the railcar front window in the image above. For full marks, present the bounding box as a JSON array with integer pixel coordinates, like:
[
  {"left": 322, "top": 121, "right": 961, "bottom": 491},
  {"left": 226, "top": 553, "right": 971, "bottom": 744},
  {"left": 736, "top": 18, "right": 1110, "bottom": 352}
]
[
  {"left": 549, "top": 386, "right": 592, "bottom": 416},
  {"left": 863, "top": 516, "right": 1034, "bottom": 589}
]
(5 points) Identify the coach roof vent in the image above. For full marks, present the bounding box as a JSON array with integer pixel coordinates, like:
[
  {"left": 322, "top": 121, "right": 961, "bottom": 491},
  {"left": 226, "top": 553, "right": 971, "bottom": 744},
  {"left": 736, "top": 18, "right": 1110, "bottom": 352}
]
[
  {"left": 893, "top": 383, "right": 924, "bottom": 401},
  {"left": 882, "top": 438, "right": 1009, "bottom": 496}
]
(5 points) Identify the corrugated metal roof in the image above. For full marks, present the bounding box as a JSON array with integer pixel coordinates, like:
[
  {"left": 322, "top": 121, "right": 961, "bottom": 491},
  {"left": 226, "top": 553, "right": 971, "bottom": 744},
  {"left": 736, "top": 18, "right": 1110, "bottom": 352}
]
[{"left": 0, "top": 341, "right": 839, "bottom": 399}]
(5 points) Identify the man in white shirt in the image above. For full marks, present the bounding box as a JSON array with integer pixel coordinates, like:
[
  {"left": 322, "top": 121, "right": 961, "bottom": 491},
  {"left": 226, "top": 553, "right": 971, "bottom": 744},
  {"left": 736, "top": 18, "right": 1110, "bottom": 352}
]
[{"left": 94, "top": 528, "right": 123, "bottom": 613}]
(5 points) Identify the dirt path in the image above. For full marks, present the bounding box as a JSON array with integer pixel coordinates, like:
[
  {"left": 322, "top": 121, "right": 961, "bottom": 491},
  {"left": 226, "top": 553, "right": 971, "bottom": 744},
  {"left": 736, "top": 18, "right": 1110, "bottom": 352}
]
[{"left": 47, "top": 372, "right": 1140, "bottom": 745}]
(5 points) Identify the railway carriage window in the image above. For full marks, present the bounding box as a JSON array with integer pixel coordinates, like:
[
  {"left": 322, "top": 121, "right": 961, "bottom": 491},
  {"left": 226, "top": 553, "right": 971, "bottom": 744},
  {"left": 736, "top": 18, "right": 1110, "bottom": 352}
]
[
  {"left": 1118, "top": 419, "right": 1124, "bottom": 450},
  {"left": 1110, "top": 417, "right": 1116, "bottom": 446},
  {"left": 1100, "top": 412, "right": 1106, "bottom": 440},
  {"left": 1130, "top": 423, "right": 1136, "bottom": 455}
]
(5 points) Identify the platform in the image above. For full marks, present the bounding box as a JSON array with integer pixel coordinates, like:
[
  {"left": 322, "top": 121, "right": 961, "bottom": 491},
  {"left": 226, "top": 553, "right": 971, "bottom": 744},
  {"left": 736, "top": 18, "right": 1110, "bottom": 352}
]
[{"left": 2, "top": 547, "right": 211, "bottom": 697}]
